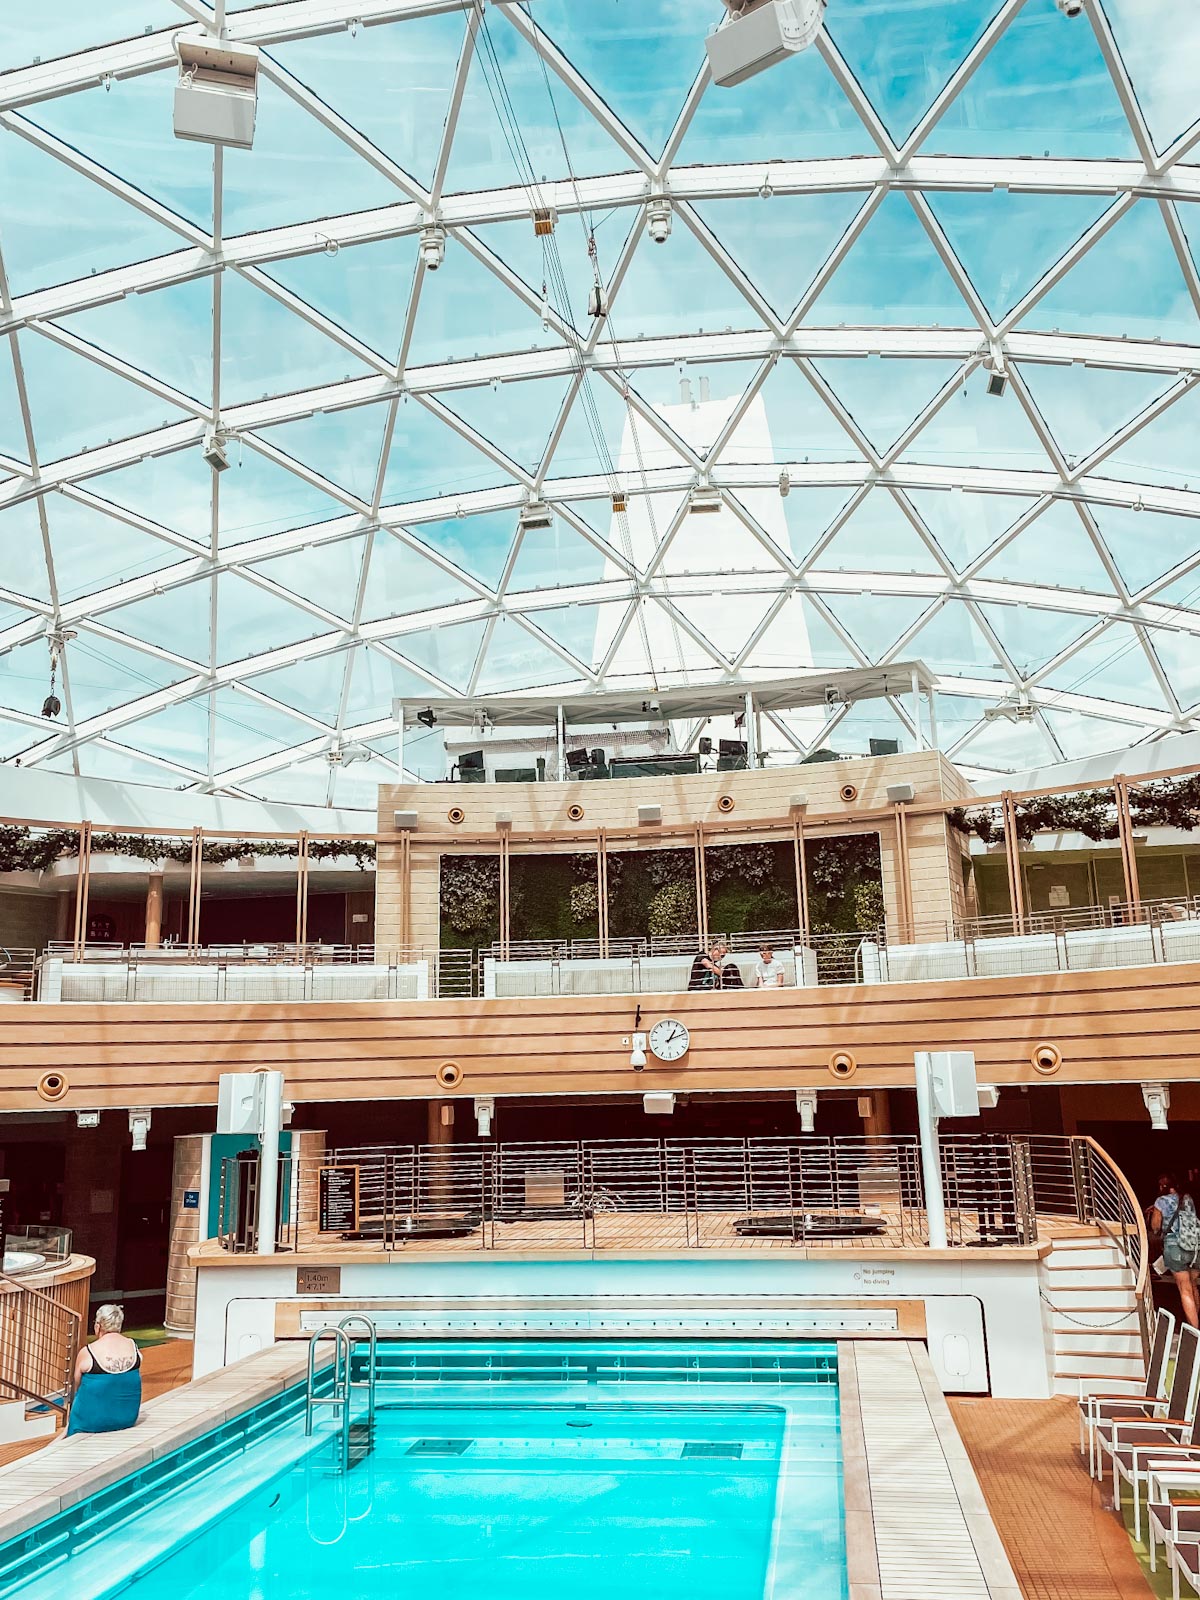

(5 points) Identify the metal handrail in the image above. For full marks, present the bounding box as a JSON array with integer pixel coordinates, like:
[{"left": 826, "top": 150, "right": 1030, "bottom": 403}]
[
  {"left": 338, "top": 1314, "right": 377, "bottom": 1433},
  {"left": 305, "top": 1326, "right": 352, "bottom": 1469},
  {"left": 1080, "top": 1136, "right": 1153, "bottom": 1362},
  {"left": 0, "top": 1270, "right": 82, "bottom": 1416}
]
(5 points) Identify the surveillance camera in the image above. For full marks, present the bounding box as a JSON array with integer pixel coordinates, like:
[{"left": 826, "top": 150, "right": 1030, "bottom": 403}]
[
  {"left": 420, "top": 222, "right": 446, "bottom": 271},
  {"left": 1055, "top": 0, "right": 1084, "bottom": 14},
  {"left": 646, "top": 201, "right": 672, "bottom": 245}
]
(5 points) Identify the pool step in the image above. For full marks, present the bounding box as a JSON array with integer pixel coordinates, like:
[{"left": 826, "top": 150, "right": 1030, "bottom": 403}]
[{"left": 1041, "top": 1235, "right": 1145, "bottom": 1398}]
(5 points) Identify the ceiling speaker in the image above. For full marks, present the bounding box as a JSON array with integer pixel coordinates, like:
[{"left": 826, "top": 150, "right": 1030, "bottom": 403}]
[{"left": 638, "top": 805, "right": 662, "bottom": 825}]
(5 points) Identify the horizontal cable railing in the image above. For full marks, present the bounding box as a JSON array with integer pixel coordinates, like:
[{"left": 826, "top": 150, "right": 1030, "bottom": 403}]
[
  {"left": 0, "top": 1272, "right": 81, "bottom": 1416},
  {"left": 0, "top": 948, "right": 36, "bottom": 1002},
  {"left": 217, "top": 1133, "right": 1130, "bottom": 1258}
]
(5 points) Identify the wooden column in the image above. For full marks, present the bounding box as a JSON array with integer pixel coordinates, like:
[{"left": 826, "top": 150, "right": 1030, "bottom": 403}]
[
  {"left": 596, "top": 828, "right": 609, "bottom": 957},
  {"left": 498, "top": 834, "right": 511, "bottom": 960},
  {"left": 426, "top": 1099, "right": 455, "bottom": 1147},
  {"left": 186, "top": 827, "right": 203, "bottom": 954},
  {"left": 792, "top": 812, "right": 809, "bottom": 939},
  {"left": 1114, "top": 775, "right": 1143, "bottom": 919},
  {"left": 1000, "top": 792, "right": 1025, "bottom": 935},
  {"left": 694, "top": 824, "right": 709, "bottom": 942},
  {"left": 144, "top": 872, "right": 165, "bottom": 949},
  {"left": 397, "top": 831, "right": 412, "bottom": 952},
  {"left": 892, "top": 804, "right": 914, "bottom": 941},
  {"left": 71, "top": 821, "right": 92, "bottom": 959},
  {"left": 294, "top": 832, "right": 310, "bottom": 950}
]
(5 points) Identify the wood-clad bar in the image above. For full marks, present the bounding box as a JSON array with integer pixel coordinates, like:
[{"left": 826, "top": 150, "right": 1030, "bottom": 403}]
[{"left": 5, "top": 960, "right": 1200, "bottom": 1110}]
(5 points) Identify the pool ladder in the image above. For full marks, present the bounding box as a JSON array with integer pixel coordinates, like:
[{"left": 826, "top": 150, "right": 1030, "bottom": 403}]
[{"left": 305, "top": 1315, "right": 378, "bottom": 1472}]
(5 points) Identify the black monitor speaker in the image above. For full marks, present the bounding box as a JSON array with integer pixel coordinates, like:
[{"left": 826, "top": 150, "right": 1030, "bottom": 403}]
[
  {"left": 589, "top": 749, "right": 606, "bottom": 768},
  {"left": 719, "top": 739, "right": 748, "bottom": 758},
  {"left": 698, "top": 737, "right": 713, "bottom": 756},
  {"left": 458, "top": 749, "right": 485, "bottom": 772},
  {"left": 869, "top": 738, "right": 900, "bottom": 756},
  {"left": 565, "top": 747, "right": 589, "bottom": 771}
]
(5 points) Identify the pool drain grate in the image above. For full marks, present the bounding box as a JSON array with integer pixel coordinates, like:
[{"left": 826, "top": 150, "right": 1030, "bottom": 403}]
[
  {"left": 407, "top": 1438, "right": 474, "bottom": 1456},
  {"left": 680, "top": 1442, "right": 744, "bottom": 1459}
]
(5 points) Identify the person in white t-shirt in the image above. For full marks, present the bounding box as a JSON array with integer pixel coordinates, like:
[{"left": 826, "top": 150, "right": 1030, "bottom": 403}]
[{"left": 754, "top": 944, "right": 786, "bottom": 988}]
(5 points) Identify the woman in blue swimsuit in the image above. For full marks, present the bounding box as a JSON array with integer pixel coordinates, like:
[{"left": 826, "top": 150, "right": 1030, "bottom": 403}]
[{"left": 67, "top": 1304, "right": 142, "bottom": 1435}]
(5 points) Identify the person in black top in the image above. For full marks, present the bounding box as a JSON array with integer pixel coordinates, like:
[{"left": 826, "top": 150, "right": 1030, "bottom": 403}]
[
  {"left": 687, "top": 940, "right": 745, "bottom": 990},
  {"left": 67, "top": 1304, "right": 142, "bottom": 1435}
]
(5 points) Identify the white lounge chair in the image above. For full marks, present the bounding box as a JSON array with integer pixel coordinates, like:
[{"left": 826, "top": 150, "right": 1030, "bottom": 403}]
[{"left": 1079, "top": 1306, "right": 1175, "bottom": 1476}]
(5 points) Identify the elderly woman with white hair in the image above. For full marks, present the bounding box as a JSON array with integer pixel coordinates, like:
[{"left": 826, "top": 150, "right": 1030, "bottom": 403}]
[{"left": 67, "top": 1304, "right": 142, "bottom": 1435}]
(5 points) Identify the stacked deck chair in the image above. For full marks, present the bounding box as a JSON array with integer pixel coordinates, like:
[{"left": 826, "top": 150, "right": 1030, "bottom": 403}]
[
  {"left": 1095, "top": 1323, "right": 1200, "bottom": 1540},
  {"left": 1079, "top": 1307, "right": 1176, "bottom": 1478},
  {"left": 1146, "top": 1464, "right": 1200, "bottom": 1598}
]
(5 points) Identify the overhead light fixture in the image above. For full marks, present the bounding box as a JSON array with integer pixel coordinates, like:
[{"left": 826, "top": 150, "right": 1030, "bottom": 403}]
[
  {"left": 779, "top": 469, "right": 791, "bottom": 497},
  {"left": 1142, "top": 1081, "right": 1170, "bottom": 1131},
  {"left": 202, "top": 427, "right": 229, "bottom": 472},
  {"left": 983, "top": 343, "right": 1007, "bottom": 397},
  {"left": 1055, "top": 0, "right": 1084, "bottom": 14},
  {"left": 128, "top": 1109, "right": 152, "bottom": 1152},
  {"left": 520, "top": 498, "right": 553, "bottom": 530},
  {"left": 983, "top": 691, "right": 1034, "bottom": 724},
  {"left": 173, "top": 34, "right": 259, "bottom": 148},
  {"left": 420, "top": 221, "right": 447, "bottom": 272},
  {"left": 795, "top": 1091, "right": 818, "bottom": 1134},
  {"left": 532, "top": 206, "right": 557, "bottom": 237},
  {"left": 643, "top": 1092, "right": 676, "bottom": 1115},
  {"left": 588, "top": 283, "right": 610, "bottom": 320},
  {"left": 646, "top": 199, "right": 673, "bottom": 244},
  {"left": 706, "top": 0, "right": 826, "bottom": 88},
  {"left": 41, "top": 628, "right": 74, "bottom": 720},
  {"left": 76, "top": 1110, "right": 101, "bottom": 1130},
  {"left": 327, "top": 742, "right": 373, "bottom": 768},
  {"left": 416, "top": 707, "right": 438, "bottom": 730},
  {"left": 474, "top": 1096, "right": 495, "bottom": 1137},
  {"left": 688, "top": 482, "right": 722, "bottom": 514},
  {"left": 612, "top": 490, "right": 628, "bottom": 513}
]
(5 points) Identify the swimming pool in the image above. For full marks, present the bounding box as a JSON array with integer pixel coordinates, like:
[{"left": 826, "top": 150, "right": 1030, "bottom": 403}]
[{"left": 6, "top": 1341, "right": 846, "bottom": 1600}]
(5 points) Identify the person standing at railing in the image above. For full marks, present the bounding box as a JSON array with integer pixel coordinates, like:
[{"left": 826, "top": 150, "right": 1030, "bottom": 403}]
[
  {"left": 66, "top": 1304, "right": 142, "bottom": 1435},
  {"left": 1151, "top": 1175, "right": 1200, "bottom": 1329}
]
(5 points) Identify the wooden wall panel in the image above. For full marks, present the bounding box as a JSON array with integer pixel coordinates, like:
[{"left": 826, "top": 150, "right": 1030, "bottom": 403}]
[{"left": 3, "top": 961, "right": 1199, "bottom": 1110}]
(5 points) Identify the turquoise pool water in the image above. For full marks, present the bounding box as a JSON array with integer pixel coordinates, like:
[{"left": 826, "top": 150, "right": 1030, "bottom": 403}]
[{"left": 10, "top": 1342, "right": 846, "bottom": 1600}]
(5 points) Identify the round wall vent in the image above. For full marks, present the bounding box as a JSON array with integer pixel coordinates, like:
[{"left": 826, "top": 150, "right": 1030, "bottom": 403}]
[
  {"left": 37, "top": 1071, "right": 69, "bottom": 1103},
  {"left": 717, "top": 795, "right": 735, "bottom": 814},
  {"left": 447, "top": 806, "right": 466, "bottom": 826},
  {"left": 839, "top": 783, "right": 859, "bottom": 803},
  {"left": 1031, "top": 1042, "right": 1062, "bottom": 1075},
  {"left": 436, "top": 1062, "right": 463, "bottom": 1089},
  {"left": 828, "top": 1051, "right": 858, "bottom": 1079},
  {"left": 567, "top": 803, "right": 585, "bottom": 822}
]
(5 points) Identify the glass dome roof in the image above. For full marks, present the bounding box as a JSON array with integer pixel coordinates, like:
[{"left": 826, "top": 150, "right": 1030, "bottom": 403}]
[{"left": 1, "top": 0, "right": 1199, "bottom": 804}]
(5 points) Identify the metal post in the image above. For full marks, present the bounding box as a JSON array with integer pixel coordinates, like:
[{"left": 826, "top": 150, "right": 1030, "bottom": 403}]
[
  {"left": 926, "top": 684, "right": 938, "bottom": 751},
  {"left": 556, "top": 705, "right": 566, "bottom": 782},
  {"left": 256, "top": 1070, "right": 285, "bottom": 1256},
  {"left": 396, "top": 708, "right": 405, "bottom": 781},
  {"left": 910, "top": 665, "right": 922, "bottom": 750},
  {"left": 914, "top": 1052, "right": 948, "bottom": 1250},
  {"left": 744, "top": 690, "right": 756, "bottom": 769}
]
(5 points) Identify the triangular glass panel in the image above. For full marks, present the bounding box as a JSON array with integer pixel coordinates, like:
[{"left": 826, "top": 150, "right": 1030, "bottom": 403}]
[
  {"left": 478, "top": 614, "right": 577, "bottom": 692},
  {"left": 220, "top": 76, "right": 402, "bottom": 239},
  {"left": 901, "top": 371, "right": 1051, "bottom": 474},
  {"left": 1101, "top": 0, "right": 1200, "bottom": 153},
  {"left": 904, "top": 488, "right": 1033, "bottom": 572},
  {"left": 248, "top": 535, "right": 367, "bottom": 626},
  {"left": 689, "top": 193, "right": 867, "bottom": 321},
  {"left": 219, "top": 448, "right": 353, "bottom": 549},
  {"left": 380, "top": 397, "right": 517, "bottom": 507},
  {"left": 535, "top": 603, "right": 622, "bottom": 670},
  {"left": 684, "top": 485, "right": 794, "bottom": 570},
  {"left": 610, "top": 221, "right": 760, "bottom": 342},
  {"left": 819, "top": 592, "right": 934, "bottom": 660},
  {"left": 1040, "top": 707, "right": 1151, "bottom": 762},
  {"left": 659, "top": 501, "right": 778, "bottom": 578},
  {"left": 755, "top": 595, "right": 859, "bottom": 673},
  {"left": 826, "top": 0, "right": 1002, "bottom": 145},
  {"left": 0, "top": 347, "right": 30, "bottom": 467},
  {"left": 526, "top": 0, "right": 701, "bottom": 159},
  {"left": 768, "top": 486, "right": 857, "bottom": 565},
  {"left": 438, "top": 375, "right": 573, "bottom": 476},
  {"left": 1091, "top": 504, "right": 1200, "bottom": 596},
  {"left": 219, "top": 273, "right": 373, "bottom": 408},
  {"left": 216, "top": 573, "right": 329, "bottom": 666},
  {"left": 443, "top": 14, "right": 635, "bottom": 195},
  {"left": 923, "top": 0, "right": 1138, "bottom": 159},
  {"left": 926, "top": 189, "right": 1111, "bottom": 322},
  {"left": 823, "top": 698, "right": 914, "bottom": 757},
  {"left": 0, "top": 3, "right": 177, "bottom": 71},
  {"left": 105, "top": 584, "right": 212, "bottom": 665},
  {"left": 257, "top": 402, "right": 390, "bottom": 505},
  {"left": 392, "top": 619, "right": 489, "bottom": 692},
  {"left": 470, "top": 218, "right": 617, "bottom": 331},
  {"left": 26, "top": 69, "right": 213, "bottom": 231},
  {"left": 0, "top": 501, "right": 52, "bottom": 614},
  {"left": 976, "top": 601, "right": 1092, "bottom": 675},
  {"left": 559, "top": 497, "right": 614, "bottom": 536},
  {"left": 724, "top": 358, "right": 862, "bottom": 464},
  {"left": 901, "top": 600, "right": 998, "bottom": 679},
  {"left": 70, "top": 739, "right": 197, "bottom": 786},
  {"left": 1042, "top": 625, "right": 1169, "bottom": 711},
  {"left": 0, "top": 639, "right": 58, "bottom": 719},
  {"left": 816, "top": 493, "right": 943, "bottom": 575},
  {"left": 55, "top": 277, "right": 213, "bottom": 404},
  {"left": 65, "top": 629, "right": 187, "bottom": 720},
  {"left": 90, "top": 450, "right": 213, "bottom": 544},
  {"left": 406, "top": 240, "right": 559, "bottom": 368},
  {"left": 956, "top": 711, "right": 1056, "bottom": 772},
  {"left": 976, "top": 502, "right": 1115, "bottom": 594},
  {"left": 210, "top": 688, "right": 316, "bottom": 772},
  {"left": 813, "top": 357, "right": 963, "bottom": 455},
  {"left": 44, "top": 494, "right": 171, "bottom": 604},
  {"left": 118, "top": 695, "right": 212, "bottom": 768},
  {"left": 0, "top": 115, "right": 186, "bottom": 296},
  {"left": 252, "top": 755, "right": 338, "bottom": 807},
  {"left": 630, "top": 361, "right": 760, "bottom": 461},
  {"left": 1020, "top": 360, "right": 1175, "bottom": 470},
  {"left": 547, "top": 376, "right": 686, "bottom": 483},
  {"left": 671, "top": 591, "right": 778, "bottom": 663},
  {"left": 802, "top": 193, "right": 974, "bottom": 329},
  {"left": 1141, "top": 625, "right": 1200, "bottom": 712},
  {"left": 508, "top": 516, "right": 609, "bottom": 593},
  {"left": 404, "top": 510, "right": 512, "bottom": 592},
  {"left": 344, "top": 645, "right": 433, "bottom": 723},
  {"left": 1090, "top": 384, "right": 1200, "bottom": 493},
  {"left": 242, "top": 650, "right": 348, "bottom": 720},
  {"left": 271, "top": 11, "right": 467, "bottom": 189},
  {"left": 17, "top": 328, "right": 188, "bottom": 463},
  {"left": 263, "top": 236, "right": 419, "bottom": 362},
  {"left": 1020, "top": 200, "right": 1200, "bottom": 343},
  {"left": 360, "top": 528, "right": 479, "bottom": 624}
]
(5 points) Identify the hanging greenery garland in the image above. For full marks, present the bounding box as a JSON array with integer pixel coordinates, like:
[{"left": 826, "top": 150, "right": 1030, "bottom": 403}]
[
  {"left": 0, "top": 825, "right": 375, "bottom": 875},
  {"left": 948, "top": 772, "right": 1200, "bottom": 844}
]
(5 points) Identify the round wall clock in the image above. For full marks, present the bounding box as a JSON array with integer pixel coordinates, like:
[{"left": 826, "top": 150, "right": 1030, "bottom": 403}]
[{"left": 648, "top": 1017, "right": 691, "bottom": 1062}]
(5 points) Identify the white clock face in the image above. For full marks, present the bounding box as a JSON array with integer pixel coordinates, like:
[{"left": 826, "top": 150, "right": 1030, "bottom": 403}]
[{"left": 648, "top": 1018, "right": 690, "bottom": 1062}]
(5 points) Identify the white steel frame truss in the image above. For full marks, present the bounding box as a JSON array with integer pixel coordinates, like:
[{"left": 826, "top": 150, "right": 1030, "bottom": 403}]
[{"left": 0, "top": 0, "right": 1198, "bottom": 796}]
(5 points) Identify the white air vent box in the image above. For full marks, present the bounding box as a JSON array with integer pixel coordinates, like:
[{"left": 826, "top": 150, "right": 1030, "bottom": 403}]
[
  {"left": 706, "top": 1, "right": 825, "bottom": 89},
  {"left": 174, "top": 36, "right": 260, "bottom": 149}
]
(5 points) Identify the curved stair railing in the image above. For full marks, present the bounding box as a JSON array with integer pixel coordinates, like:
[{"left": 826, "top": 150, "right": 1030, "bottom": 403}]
[{"left": 1078, "top": 1137, "right": 1153, "bottom": 1364}]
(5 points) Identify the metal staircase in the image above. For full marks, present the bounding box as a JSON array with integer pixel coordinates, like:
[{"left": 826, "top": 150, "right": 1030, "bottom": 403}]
[{"left": 304, "top": 1315, "right": 378, "bottom": 1470}]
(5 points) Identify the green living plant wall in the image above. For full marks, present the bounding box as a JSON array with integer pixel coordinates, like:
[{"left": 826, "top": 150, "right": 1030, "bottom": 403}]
[
  {"left": 437, "top": 834, "right": 884, "bottom": 952},
  {"left": 948, "top": 772, "right": 1200, "bottom": 844},
  {"left": 0, "top": 825, "right": 376, "bottom": 873}
]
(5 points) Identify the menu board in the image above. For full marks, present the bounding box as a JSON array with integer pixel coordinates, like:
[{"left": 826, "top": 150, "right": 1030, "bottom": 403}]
[{"left": 318, "top": 1165, "right": 359, "bottom": 1233}]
